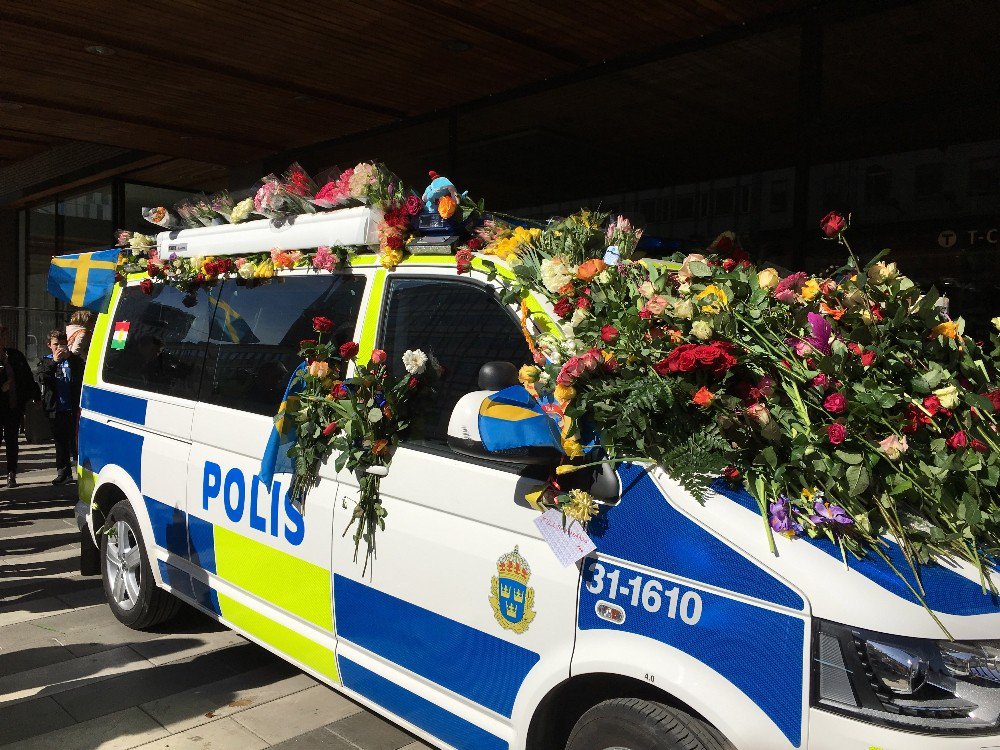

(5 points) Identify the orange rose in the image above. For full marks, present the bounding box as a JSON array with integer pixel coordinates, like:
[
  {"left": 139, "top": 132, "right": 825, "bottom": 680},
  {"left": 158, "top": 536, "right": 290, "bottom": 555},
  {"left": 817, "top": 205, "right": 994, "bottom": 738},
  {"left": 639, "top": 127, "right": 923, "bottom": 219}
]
[
  {"left": 577, "top": 258, "right": 607, "bottom": 282},
  {"left": 692, "top": 386, "right": 715, "bottom": 408},
  {"left": 820, "top": 302, "right": 845, "bottom": 320},
  {"left": 437, "top": 195, "right": 458, "bottom": 219},
  {"left": 372, "top": 439, "right": 389, "bottom": 455}
]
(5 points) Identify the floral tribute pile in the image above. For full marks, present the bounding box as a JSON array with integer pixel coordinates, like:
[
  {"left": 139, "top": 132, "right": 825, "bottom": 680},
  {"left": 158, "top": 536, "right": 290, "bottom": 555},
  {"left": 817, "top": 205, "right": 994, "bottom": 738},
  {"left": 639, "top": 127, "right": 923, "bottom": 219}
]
[
  {"left": 111, "top": 160, "right": 1000, "bottom": 607},
  {"left": 500, "top": 210, "right": 1000, "bottom": 612}
]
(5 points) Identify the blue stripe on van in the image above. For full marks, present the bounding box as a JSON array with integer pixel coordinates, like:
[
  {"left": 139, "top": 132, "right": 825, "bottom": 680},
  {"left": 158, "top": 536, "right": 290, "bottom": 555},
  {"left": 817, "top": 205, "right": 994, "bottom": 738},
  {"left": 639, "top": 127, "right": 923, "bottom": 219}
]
[
  {"left": 187, "top": 513, "right": 217, "bottom": 574},
  {"left": 78, "top": 417, "right": 143, "bottom": 490},
  {"left": 589, "top": 465, "right": 805, "bottom": 611},
  {"left": 711, "top": 478, "right": 1000, "bottom": 617},
  {"left": 143, "top": 496, "right": 188, "bottom": 558},
  {"left": 579, "top": 558, "right": 805, "bottom": 747},
  {"left": 334, "top": 575, "right": 538, "bottom": 718},
  {"left": 81, "top": 386, "right": 147, "bottom": 425},
  {"left": 339, "top": 656, "right": 508, "bottom": 750}
]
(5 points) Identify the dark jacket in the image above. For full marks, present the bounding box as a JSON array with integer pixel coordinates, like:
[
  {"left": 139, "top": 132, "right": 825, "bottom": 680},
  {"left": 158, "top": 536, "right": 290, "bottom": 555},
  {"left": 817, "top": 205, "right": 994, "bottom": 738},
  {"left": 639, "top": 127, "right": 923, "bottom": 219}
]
[
  {"left": 1, "top": 347, "right": 40, "bottom": 413},
  {"left": 36, "top": 353, "right": 84, "bottom": 417}
]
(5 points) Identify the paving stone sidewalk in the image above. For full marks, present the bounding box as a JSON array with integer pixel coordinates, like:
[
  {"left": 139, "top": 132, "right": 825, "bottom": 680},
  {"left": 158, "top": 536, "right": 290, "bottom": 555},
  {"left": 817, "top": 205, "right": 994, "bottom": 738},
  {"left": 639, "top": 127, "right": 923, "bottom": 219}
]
[{"left": 0, "top": 436, "right": 431, "bottom": 750}]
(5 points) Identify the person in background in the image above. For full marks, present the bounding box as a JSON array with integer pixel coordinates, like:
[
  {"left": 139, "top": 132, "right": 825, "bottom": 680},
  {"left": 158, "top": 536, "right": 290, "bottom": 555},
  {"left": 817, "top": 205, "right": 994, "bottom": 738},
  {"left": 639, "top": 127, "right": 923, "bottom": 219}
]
[
  {"left": 37, "top": 330, "right": 83, "bottom": 485},
  {"left": 66, "top": 310, "right": 94, "bottom": 357},
  {"left": 0, "top": 325, "right": 40, "bottom": 488}
]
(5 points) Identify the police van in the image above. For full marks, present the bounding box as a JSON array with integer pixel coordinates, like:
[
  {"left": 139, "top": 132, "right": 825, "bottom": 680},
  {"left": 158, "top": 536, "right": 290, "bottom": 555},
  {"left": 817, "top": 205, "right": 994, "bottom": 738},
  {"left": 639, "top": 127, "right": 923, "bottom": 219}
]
[{"left": 77, "top": 208, "right": 1000, "bottom": 750}]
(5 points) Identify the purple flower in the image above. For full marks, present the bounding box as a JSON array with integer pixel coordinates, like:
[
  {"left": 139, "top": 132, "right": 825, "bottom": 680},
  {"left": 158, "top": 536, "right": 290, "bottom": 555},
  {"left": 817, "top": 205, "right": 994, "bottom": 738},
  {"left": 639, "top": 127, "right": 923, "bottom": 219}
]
[
  {"left": 787, "top": 312, "right": 833, "bottom": 357},
  {"left": 809, "top": 500, "right": 853, "bottom": 526},
  {"left": 769, "top": 496, "right": 803, "bottom": 536}
]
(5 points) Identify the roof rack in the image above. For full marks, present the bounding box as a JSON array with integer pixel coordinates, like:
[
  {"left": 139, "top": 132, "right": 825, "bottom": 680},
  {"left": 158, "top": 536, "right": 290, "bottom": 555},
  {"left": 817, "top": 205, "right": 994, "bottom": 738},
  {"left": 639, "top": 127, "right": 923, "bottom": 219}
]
[{"left": 156, "top": 206, "right": 382, "bottom": 259}]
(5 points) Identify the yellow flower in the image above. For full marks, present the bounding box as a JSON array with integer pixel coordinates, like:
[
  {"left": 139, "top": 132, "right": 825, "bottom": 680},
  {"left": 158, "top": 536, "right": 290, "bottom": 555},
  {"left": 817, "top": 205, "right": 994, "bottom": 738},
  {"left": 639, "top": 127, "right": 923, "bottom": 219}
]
[
  {"left": 757, "top": 268, "right": 780, "bottom": 290},
  {"left": 380, "top": 248, "right": 404, "bottom": 270},
  {"left": 801, "top": 487, "right": 817, "bottom": 502},
  {"left": 556, "top": 463, "right": 583, "bottom": 475},
  {"left": 518, "top": 365, "right": 541, "bottom": 385},
  {"left": 562, "top": 489, "right": 599, "bottom": 523},
  {"left": 554, "top": 384, "right": 576, "bottom": 403},
  {"left": 801, "top": 279, "right": 821, "bottom": 301},
  {"left": 562, "top": 436, "right": 584, "bottom": 458},
  {"left": 992, "top": 317, "right": 1000, "bottom": 332},
  {"left": 931, "top": 321, "right": 959, "bottom": 339},
  {"left": 696, "top": 284, "right": 729, "bottom": 310},
  {"left": 253, "top": 259, "right": 275, "bottom": 279}
]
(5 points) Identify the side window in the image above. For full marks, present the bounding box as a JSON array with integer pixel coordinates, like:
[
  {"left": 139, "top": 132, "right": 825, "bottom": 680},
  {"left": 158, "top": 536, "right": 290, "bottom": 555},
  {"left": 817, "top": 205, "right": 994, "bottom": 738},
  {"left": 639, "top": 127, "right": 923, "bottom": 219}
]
[
  {"left": 200, "top": 275, "right": 367, "bottom": 416},
  {"left": 102, "top": 284, "right": 213, "bottom": 400},
  {"left": 379, "top": 277, "right": 531, "bottom": 447}
]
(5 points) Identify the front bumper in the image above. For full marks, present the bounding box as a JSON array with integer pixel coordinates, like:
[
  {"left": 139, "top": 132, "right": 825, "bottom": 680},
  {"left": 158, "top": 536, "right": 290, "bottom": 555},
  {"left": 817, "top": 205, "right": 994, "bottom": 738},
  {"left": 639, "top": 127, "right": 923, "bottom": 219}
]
[{"left": 808, "top": 707, "right": 1000, "bottom": 750}]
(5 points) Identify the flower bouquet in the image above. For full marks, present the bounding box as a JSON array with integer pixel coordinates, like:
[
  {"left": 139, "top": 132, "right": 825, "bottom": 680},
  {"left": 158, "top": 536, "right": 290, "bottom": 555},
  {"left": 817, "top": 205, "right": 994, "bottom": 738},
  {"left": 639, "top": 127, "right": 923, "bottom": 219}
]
[
  {"left": 142, "top": 205, "right": 181, "bottom": 229},
  {"left": 288, "top": 319, "right": 430, "bottom": 572}
]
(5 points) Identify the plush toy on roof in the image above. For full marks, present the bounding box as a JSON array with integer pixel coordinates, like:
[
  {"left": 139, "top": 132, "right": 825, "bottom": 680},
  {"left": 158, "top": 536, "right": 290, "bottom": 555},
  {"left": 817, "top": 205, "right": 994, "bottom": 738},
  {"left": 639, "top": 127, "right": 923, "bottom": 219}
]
[{"left": 417, "top": 170, "right": 469, "bottom": 235}]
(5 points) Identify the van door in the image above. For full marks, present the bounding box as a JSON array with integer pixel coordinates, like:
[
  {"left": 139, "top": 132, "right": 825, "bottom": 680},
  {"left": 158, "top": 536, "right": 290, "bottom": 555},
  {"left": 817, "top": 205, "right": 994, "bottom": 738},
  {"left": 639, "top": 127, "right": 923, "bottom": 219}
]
[
  {"left": 184, "top": 271, "right": 368, "bottom": 683},
  {"left": 82, "top": 282, "right": 213, "bottom": 608},
  {"left": 330, "top": 271, "right": 580, "bottom": 750}
]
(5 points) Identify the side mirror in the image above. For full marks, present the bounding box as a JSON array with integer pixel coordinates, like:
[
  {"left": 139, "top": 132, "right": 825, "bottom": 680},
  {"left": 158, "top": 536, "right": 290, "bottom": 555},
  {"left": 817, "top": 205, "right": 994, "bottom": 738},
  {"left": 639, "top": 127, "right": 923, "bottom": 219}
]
[{"left": 447, "top": 379, "right": 563, "bottom": 465}]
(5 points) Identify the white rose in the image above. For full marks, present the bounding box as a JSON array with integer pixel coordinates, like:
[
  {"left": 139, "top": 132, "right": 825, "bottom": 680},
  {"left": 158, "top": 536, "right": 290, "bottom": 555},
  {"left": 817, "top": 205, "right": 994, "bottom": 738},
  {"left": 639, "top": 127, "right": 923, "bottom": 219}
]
[
  {"left": 868, "top": 261, "right": 898, "bottom": 285},
  {"left": 596, "top": 269, "right": 612, "bottom": 284},
  {"left": 690, "top": 320, "right": 713, "bottom": 340},
  {"left": 637, "top": 281, "right": 655, "bottom": 299},
  {"left": 401, "top": 349, "right": 428, "bottom": 375},
  {"left": 992, "top": 316, "right": 1000, "bottom": 332},
  {"left": 673, "top": 299, "right": 694, "bottom": 319},
  {"left": 933, "top": 385, "right": 960, "bottom": 410},
  {"left": 570, "top": 308, "right": 589, "bottom": 328},
  {"left": 237, "top": 262, "right": 256, "bottom": 279}
]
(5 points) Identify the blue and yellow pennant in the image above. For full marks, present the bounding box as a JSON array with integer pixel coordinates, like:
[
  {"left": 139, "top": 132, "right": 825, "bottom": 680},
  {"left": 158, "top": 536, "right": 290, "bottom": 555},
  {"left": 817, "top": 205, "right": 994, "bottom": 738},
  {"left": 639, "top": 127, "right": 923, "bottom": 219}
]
[
  {"left": 259, "top": 362, "right": 307, "bottom": 488},
  {"left": 47, "top": 248, "right": 120, "bottom": 312},
  {"left": 478, "top": 385, "right": 563, "bottom": 453}
]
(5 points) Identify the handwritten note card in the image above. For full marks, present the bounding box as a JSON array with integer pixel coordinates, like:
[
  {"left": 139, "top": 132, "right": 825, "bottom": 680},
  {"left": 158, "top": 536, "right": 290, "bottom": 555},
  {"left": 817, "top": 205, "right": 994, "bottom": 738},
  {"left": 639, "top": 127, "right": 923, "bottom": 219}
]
[{"left": 534, "top": 509, "right": 596, "bottom": 566}]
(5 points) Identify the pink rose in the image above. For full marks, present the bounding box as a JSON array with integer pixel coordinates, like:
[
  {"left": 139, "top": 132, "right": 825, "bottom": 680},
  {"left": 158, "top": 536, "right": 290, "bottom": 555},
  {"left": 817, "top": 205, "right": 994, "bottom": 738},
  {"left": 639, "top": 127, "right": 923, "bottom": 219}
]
[
  {"left": 370, "top": 349, "right": 387, "bottom": 364},
  {"left": 644, "top": 294, "right": 669, "bottom": 316},
  {"left": 826, "top": 423, "right": 847, "bottom": 445},
  {"left": 823, "top": 392, "right": 848, "bottom": 414},
  {"left": 600, "top": 325, "right": 619, "bottom": 343}
]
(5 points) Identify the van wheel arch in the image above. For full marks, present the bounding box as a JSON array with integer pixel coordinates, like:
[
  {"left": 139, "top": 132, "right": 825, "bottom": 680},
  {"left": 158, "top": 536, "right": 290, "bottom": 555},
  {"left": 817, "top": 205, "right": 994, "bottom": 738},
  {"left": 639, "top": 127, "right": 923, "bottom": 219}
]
[
  {"left": 92, "top": 483, "right": 128, "bottom": 537},
  {"left": 526, "top": 673, "right": 734, "bottom": 750}
]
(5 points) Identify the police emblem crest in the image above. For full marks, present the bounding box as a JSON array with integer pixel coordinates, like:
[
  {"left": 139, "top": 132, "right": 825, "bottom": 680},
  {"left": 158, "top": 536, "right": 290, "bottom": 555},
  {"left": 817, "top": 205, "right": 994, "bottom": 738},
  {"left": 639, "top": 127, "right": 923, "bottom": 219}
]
[{"left": 489, "top": 546, "right": 536, "bottom": 634}]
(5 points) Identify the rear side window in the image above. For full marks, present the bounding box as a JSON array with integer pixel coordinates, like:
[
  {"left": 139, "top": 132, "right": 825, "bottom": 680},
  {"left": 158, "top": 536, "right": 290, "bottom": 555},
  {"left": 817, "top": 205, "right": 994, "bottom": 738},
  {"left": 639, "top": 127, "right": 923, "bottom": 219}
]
[
  {"left": 379, "top": 277, "right": 531, "bottom": 446},
  {"left": 199, "top": 274, "right": 367, "bottom": 416},
  {"left": 102, "top": 284, "right": 213, "bottom": 400}
]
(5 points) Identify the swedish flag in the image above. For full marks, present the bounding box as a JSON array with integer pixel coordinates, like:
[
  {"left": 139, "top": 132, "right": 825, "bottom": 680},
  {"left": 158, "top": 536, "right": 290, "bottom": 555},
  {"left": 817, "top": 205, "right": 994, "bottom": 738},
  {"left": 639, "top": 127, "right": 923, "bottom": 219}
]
[
  {"left": 209, "top": 297, "right": 259, "bottom": 344},
  {"left": 259, "top": 362, "right": 307, "bottom": 488},
  {"left": 47, "top": 248, "right": 120, "bottom": 312},
  {"left": 478, "top": 385, "right": 563, "bottom": 453}
]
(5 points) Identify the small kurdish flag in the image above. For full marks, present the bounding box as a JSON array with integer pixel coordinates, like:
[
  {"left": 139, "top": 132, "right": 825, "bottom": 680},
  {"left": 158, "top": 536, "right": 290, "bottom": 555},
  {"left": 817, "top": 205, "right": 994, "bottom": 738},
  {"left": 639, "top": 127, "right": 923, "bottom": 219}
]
[{"left": 111, "top": 321, "right": 130, "bottom": 350}]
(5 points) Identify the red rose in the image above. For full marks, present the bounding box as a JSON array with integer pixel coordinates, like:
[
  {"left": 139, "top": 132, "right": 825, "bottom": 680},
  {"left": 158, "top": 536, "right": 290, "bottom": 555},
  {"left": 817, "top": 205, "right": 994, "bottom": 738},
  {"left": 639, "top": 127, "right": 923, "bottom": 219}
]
[
  {"left": 330, "top": 383, "right": 349, "bottom": 400},
  {"left": 339, "top": 341, "right": 359, "bottom": 360},
  {"left": 553, "top": 297, "right": 574, "bottom": 319},
  {"left": 820, "top": 211, "right": 847, "bottom": 238},
  {"left": 664, "top": 344, "right": 699, "bottom": 374},
  {"left": 810, "top": 373, "right": 828, "bottom": 389},
  {"left": 922, "top": 395, "right": 941, "bottom": 415},
  {"left": 603, "top": 356, "right": 619, "bottom": 373},
  {"left": 826, "top": 423, "right": 847, "bottom": 445},
  {"left": 847, "top": 342, "right": 863, "bottom": 355},
  {"left": 455, "top": 248, "right": 473, "bottom": 275},
  {"left": 985, "top": 390, "right": 1000, "bottom": 412},
  {"left": 723, "top": 465, "right": 741, "bottom": 483},
  {"left": 870, "top": 304, "right": 884, "bottom": 322},
  {"left": 466, "top": 237, "right": 484, "bottom": 251},
  {"left": 859, "top": 350, "right": 876, "bottom": 367},
  {"left": 972, "top": 438, "right": 989, "bottom": 453},
  {"left": 386, "top": 233, "right": 405, "bottom": 251},
  {"left": 946, "top": 431, "right": 968, "bottom": 450},
  {"left": 194, "top": 273, "right": 206, "bottom": 285},
  {"left": 404, "top": 194, "right": 423, "bottom": 215},
  {"left": 140, "top": 278, "right": 153, "bottom": 295},
  {"left": 312, "top": 316, "right": 334, "bottom": 332},
  {"left": 299, "top": 339, "right": 317, "bottom": 350},
  {"left": 722, "top": 259, "right": 736, "bottom": 272},
  {"left": 600, "top": 325, "right": 619, "bottom": 343},
  {"left": 322, "top": 421, "right": 339, "bottom": 437},
  {"left": 823, "top": 392, "right": 848, "bottom": 414},
  {"left": 638, "top": 308, "right": 652, "bottom": 320},
  {"left": 653, "top": 358, "right": 671, "bottom": 376},
  {"left": 576, "top": 296, "right": 591, "bottom": 310}
]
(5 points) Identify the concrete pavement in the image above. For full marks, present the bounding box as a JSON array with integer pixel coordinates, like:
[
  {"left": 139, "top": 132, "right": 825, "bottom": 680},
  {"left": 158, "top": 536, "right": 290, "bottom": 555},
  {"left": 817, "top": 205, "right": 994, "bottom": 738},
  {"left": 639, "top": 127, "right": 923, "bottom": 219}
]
[{"left": 0, "top": 437, "right": 432, "bottom": 750}]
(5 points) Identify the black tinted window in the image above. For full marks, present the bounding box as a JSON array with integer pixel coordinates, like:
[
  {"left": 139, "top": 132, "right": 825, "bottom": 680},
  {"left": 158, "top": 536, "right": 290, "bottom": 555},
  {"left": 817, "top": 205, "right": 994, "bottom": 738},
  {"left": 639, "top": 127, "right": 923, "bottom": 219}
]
[
  {"left": 379, "top": 277, "right": 530, "bottom": 446},
  {"left": 200, "top": 275, "right": 366, "bottom": 416},
  {"left": 102, "top": 284, "right": 212, "bottom": 400}
]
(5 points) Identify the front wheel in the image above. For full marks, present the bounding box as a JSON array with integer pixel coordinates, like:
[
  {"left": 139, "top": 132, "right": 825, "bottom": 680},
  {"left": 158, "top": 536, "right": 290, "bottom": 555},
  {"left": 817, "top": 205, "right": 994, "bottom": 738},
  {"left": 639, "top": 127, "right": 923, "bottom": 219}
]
[
  {"left": 101, "top": 500, "right": 180, "bottom": 629},
  {"left": 566, "top": 698, "right": 732, "bottom": 750}
]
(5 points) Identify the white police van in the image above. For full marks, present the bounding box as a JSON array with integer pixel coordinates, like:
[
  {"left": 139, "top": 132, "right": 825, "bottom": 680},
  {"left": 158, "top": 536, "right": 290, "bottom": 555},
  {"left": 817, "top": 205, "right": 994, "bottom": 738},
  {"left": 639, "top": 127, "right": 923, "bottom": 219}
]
[{"left": 77, "top": 208, "right": 1000, "bottom": 750}]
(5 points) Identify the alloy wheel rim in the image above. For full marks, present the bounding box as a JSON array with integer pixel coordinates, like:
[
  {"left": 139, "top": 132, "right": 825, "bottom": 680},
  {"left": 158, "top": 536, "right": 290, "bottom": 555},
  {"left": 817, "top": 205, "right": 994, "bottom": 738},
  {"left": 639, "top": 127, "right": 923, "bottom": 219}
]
[{"left": 105, "top": 519, "right": 141, "bottom": 611}]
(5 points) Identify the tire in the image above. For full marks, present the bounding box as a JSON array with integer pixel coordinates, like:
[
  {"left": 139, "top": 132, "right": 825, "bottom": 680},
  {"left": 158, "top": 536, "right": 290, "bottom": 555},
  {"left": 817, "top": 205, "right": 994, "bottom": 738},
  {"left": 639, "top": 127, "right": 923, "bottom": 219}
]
[
  {"left": 566, "top": 698, "right": 733, "bottom": 750},
  {"left": 101, "top": 499, "right": 180, "bottom": 629}
]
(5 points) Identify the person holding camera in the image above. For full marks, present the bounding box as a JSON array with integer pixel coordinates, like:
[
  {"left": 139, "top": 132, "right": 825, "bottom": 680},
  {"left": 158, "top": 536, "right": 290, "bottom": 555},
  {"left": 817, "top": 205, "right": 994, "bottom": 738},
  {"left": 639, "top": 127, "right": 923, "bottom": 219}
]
[
  {"left": 37, "top": 330, "right": 84, "bottom": 485},
  {"left": 0, "top": 325, "right": 40, "bottom": 488}
]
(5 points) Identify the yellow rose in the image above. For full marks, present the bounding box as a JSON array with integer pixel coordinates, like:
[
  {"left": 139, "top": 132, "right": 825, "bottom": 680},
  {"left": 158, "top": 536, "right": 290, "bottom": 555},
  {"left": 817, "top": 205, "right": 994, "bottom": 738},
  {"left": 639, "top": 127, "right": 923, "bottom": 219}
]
[
  {"left": 518, "top": 365, "right": 541, "bottom": 385},
  {"left": 690, "top": 320, "right": 713, "bottom": 340},
  {"left": 561, "top": 436, "right": 584, "bottom": 459},
  {"left": 697, "top": 284, "right": 729, "bottom": 308},
  {"left": 801, "top": 279, "right": 821, "bottom": 301},
  {"left": 253, "top": 259, "right": 275, "bottom": 279},
  {"left": 931, "top": 321, "right": 959, "bottom": 339},
  {"left": 992, "top": 317, "right": 1000, "bottom": 332},
  {"left": 757, "top": 268, "right": 780, "bottom": 290},
  {"left": 933, "top": 385, "right": 960, "bottom": 409},
  {"left": 554, "top": 384, "right": 576, "bottom": 403},
  {"left": 380, "top": 248, "right": 404, "bottom": 270}
]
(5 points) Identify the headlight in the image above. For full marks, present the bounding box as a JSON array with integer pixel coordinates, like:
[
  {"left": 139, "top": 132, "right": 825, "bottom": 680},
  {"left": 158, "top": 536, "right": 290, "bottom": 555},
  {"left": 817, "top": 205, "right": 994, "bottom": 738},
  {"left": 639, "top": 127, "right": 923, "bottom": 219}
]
[{"left": 812, "top": 619, "right": 1000, "bottom": 734}]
